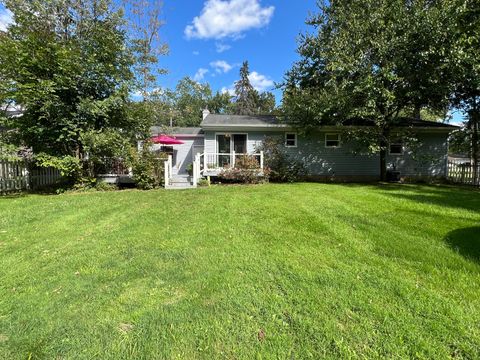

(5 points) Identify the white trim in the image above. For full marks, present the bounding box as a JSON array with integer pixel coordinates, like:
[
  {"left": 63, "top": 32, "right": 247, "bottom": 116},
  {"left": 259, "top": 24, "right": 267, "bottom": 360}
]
[
  {"left": 325, "top": 133, "right": 341, "bottom": 148},
  {"left": 285, "top": 132, "right": 297, "bottom": 148},
  {"left": 389, "top": 143, "right": 404, "bottom": 156}
]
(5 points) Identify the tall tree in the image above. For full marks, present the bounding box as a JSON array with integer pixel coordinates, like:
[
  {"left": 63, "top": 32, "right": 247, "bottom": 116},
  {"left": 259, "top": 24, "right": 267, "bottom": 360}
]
[
  {"left": 451, "top": 0, "right": 480, "bottom": 183},
  {"left": 172, "top": 77, "right": 213, "bottom": 127},
  {"left": 234, "top": 61, "right": 258, "bottom": 115},
  {"left": 0, "top": 0, "right": 137, "bottom": 160},
  {"left": 283, "top": 0, "right": 456, "bottom": 180},
  {"left": 126, "top": 0, "right": 168, "bottom": 99}
]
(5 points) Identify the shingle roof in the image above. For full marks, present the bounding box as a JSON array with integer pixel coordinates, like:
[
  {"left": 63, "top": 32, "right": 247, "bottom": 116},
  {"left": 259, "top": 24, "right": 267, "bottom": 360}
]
[
  {"left": 201, "top": 114, "right": 283, "bottom": 127},
  {"left": 342, "top": 117, "right": 458, "bottom": 129},
  {"left": 150, "top": 126, "right": 204, "bottom": 136},
  {"left": 201, "top": 114, "right": 457, "bottom": 129}
]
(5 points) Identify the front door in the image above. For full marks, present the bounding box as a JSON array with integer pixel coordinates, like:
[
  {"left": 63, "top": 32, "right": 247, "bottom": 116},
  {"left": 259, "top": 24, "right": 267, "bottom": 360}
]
[
  {"left": 216, "top": 134, "right": 231, "bottom": 167},
  {"left": 233, "top": 134, "right": 247, "bottom": 154}
]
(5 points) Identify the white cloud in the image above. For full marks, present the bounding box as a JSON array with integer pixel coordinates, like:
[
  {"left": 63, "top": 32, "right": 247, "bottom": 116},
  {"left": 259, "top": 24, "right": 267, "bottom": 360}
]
[
  {"left": 185, "top": 0, "right": 274, "bottom": 40},
  {"left": 248, "top": 71, "right": 274, "bottom": 91},
  {"left": 221, "top": 86, "right": 235, "bottom": 96},
  {"left": 194, "top": 68, "right": 209, "bottom": 82},
  {"left": 210, "top": 60, "right": 233, "bottom": 73},
  {"left": 216, "top": 42, "right": 231, "bottom": 53},
  {"left": 0, "top": 8, "right": 13, "bottom": 32},
  {"left": 193, "top": 51, "right": 200, "bottom": 56}
]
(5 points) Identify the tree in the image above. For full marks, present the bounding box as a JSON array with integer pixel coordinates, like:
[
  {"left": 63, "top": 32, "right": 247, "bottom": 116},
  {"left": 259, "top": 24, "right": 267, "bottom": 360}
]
[
  {"left": 127, "top": 0, "right": 168, "bottom": 99},
  {"left": 450, "top": 0, "right": 480, "bottom": 183},
  {"left": 256, "top": 91, "right": 276, "bottom": 114},
  {"left": 208, "top": 91, "right": 234, "bottom": 115},
  {"left": 282, "top": 0, "right": 456, "bottom": 180},
  {"left": 234, "top": 61, "right": 258, "bottom": 115},
  {"left": 0, "top": 0, "right": 137, "bottom": 161}
]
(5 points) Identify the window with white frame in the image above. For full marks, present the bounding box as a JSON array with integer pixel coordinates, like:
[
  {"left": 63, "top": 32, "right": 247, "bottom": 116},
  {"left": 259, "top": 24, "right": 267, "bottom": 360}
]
[
  {"left": 389, "top": 142, "right": 404, "bottom": 155},
  {"left": 325, "top": 133, "right": 341, "bottom": 148},
  {"left": 285, "top": 133, "right": 297, "bottom": 147}
]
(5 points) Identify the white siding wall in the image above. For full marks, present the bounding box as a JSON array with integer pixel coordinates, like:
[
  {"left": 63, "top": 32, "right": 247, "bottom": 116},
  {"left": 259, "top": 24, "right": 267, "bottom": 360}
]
[{"left": 152, "top": 136, "right": 204, "bottom": 175}]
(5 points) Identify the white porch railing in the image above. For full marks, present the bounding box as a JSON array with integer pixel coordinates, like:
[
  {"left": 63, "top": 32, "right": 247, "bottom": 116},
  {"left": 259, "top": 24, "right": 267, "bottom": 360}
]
[
  {"left": 191, "top": 151, "right": 264, "bottom": 186},
  {"left": 164, "top": 155, "right": 173, "bottom": 187},
  {"left": 202, "top": 151, "right": 263, "bottom": 170}
]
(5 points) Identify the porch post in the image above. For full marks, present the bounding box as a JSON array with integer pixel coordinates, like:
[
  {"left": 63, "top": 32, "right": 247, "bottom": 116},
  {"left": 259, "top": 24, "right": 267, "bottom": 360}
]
[
  {"left": 260, "top": 151, "right": 264, "bottom": 169},
  {"left": 232, "top": 151, "right": 236, "bottom": 168},
  {"left": 164, "top": 160, "right": 169, "bottom": 187}
]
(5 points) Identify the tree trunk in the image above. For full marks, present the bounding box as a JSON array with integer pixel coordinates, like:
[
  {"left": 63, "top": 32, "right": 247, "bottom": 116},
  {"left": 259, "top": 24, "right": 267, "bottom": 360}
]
[
  {"left": 380, "top": 146, "right": 387, "bottom": 181},
  {"left": 379, "top": 127, "right": 389, "bottom": 181},
  {"left": 413, "top": 104, "right": 421, "bottom": 120},
  {"left": 472, "top": 100, "right": 479, "bottom": 186}
]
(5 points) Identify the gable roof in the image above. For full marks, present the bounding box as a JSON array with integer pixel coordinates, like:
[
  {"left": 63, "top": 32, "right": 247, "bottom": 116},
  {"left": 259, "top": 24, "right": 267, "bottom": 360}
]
[
  {"left": 201, "top": 114, "right": 458, "bottom": 131},
  {"left": 150, "top": 126, "right": 204, "bottom": 137},
  {"left": 201, "top": 114, "right": 284, "bottom": 128},
  {"left": 342, "top": 117, "right": 458, "bottom": 129}
]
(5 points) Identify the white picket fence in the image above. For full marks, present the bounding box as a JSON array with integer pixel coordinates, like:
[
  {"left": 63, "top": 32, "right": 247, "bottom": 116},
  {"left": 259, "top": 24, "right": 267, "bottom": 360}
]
[
  {"left": 447, "top": 160, "right": 480, "bottom": 186},
  {"left": 0, "top": 160, "right": 62, "bottom": 193}
]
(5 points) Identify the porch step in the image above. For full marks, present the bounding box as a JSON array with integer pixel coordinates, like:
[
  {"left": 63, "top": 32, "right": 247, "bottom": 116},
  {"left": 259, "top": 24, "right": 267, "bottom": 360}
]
[
  {"left": 170, "top": 175, "right": 192, "bottom": 184},
  {"left": 166, "top": 183, "right": 195, "bottom": 190},
  {"left": 166, "top": 175, "right": 194, "bottom": 190}
]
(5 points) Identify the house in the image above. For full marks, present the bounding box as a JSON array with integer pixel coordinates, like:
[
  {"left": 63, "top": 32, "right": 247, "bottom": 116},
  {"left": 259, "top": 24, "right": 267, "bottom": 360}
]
[{"left": 156, "top": 109, "right": 457, "bottom": 188}]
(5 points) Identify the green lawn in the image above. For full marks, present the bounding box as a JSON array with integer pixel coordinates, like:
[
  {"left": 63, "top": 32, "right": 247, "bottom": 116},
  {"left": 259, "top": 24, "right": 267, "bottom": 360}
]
[{"left": 0, "top": 183, "right": 479, "bottom": 359}]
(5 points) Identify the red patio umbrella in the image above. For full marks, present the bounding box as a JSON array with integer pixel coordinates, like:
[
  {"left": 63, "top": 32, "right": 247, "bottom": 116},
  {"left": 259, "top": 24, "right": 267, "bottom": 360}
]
[{"left": 151, "top": 135, "right": 184, "bottom": 145}]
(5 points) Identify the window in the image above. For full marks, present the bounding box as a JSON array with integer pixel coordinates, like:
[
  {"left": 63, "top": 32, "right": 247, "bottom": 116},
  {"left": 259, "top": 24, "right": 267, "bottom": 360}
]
[
  {"left": 325, "top": 133, "right": 340, "bottom": 148},
  {"left": 389, "top": 142, "right": 403, "bottom": 155},
  {"left": 285, "top": 133, "right": 297, "bottom": 147}
]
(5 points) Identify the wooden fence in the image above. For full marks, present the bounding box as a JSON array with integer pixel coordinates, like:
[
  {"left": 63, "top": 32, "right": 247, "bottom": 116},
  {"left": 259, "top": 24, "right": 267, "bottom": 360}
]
[
  {"left": 0, "top": 160, "right": 62, "bottom": 193},
  {"left": 447, "top": 160, "right": 480, "bottom": 186}
]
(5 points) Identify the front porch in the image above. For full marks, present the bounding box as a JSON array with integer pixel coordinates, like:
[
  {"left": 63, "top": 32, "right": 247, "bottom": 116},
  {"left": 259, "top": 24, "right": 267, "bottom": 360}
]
[{"left": 164, "top": 151, "right": 265, "bottom": 189}]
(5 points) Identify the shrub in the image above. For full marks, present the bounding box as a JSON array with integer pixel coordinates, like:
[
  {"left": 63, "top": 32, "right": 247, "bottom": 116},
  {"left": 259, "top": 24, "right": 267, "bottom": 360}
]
[
  {"left": 35, "top": 153, "right": 83, "bottom": 183},
  {"left": 219, "top": 155, "right": 269, "bottom": 184},
  {"left": 256, "top": 137, "right": 306, "bottom": 182},
  {"left": 197, "top": 178, "right": 210, "bottom": 187},
  {"left": 95, "top": 181, "right": 118, "bottom": 192},
  {"left": 129, "top": 142, "right": 167, "bottom": 190}
]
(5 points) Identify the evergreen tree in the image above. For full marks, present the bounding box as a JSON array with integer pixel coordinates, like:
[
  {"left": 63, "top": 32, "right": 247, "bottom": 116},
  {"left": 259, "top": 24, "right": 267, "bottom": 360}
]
[{"left": 234, "top": 61, "right": 258, "bottom": 115}]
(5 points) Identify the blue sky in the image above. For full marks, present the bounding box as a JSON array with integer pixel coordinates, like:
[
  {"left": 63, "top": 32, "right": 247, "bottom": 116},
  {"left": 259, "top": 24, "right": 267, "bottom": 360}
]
[{"left": 159, "top": 0, "right": 315, "bottom": 99}]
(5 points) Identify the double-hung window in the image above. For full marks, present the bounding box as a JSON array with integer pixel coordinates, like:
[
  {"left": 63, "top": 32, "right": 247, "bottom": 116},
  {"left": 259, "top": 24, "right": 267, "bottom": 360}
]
[
  {"left": 285, "top": 133, "right": 297, "bottom": 147},
  {"left": 325, "top": 133, "right": 341, "bottom": 148}
]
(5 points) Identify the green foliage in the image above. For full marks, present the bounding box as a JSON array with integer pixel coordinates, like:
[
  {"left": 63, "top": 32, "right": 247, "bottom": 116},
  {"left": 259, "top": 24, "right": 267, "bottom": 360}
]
[
  {"left": 234, "top": 61, "right": 258, "bottom": 115},
  {"left": 282, "top": 0, "right": 457, "bottom": 179},
  {"left": 129, "top": 143, "right": 166, "bottom": 189},
  {"left": 256, "top": 137, "right": 305, "bottom": 182},
  {"left": 95, "top": 181, "right": 118, "bottom": 192},
  {"left": 197, "top": 178, "right": 210, "bottom": 187},
  {"left": 34, "top": 153, "right": 82, "bottom": 181},
  {"left": 450, "top": 0, "right": 480, "bottom": 171},
  {"left": 0, "top": 0, "right": 154, "bottom": 167},
  {"left": 219, "top": 155, "right": 267, "bottom": 184},
  {"left": 186, "top": 163, "right": 193, "bottom": 176}
]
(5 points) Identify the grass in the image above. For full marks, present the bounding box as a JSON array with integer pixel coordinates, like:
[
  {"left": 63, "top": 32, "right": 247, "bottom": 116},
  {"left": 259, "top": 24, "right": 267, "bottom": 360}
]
[{"left": 0, "top": 183, "right": 479, "bottom": 359}]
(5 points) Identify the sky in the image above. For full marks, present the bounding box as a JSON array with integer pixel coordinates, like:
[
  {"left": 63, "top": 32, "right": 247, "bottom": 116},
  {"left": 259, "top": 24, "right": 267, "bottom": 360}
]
[
  {"left": 0, "top": 0, "right": 464, "bottom": 123},
  {"left": 159, "top": 0, "right": 315, "bottom": 100}
]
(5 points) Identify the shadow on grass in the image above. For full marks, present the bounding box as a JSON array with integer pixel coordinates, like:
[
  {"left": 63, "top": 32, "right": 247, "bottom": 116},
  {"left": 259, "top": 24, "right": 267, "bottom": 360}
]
[
  {"left": 445, "top": 226, "right": 480, "bottom": 263},
  {"left": 372, "top": 183, "right": 480, "bottom": 213}
]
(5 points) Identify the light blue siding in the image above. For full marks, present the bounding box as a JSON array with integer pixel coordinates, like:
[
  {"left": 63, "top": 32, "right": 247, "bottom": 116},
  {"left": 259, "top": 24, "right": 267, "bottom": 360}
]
[
  {"left": 152, "top": 136, "right": 204, "bottom": 175},
  {"left": 203, "top": 130, "right": 449, "bottom": 178}
]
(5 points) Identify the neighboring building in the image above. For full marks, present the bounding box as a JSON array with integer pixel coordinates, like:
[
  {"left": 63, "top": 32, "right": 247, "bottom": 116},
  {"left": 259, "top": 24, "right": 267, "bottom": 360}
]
[{"left": 158, "top": 110, "right": 457, "bottom": 185}]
